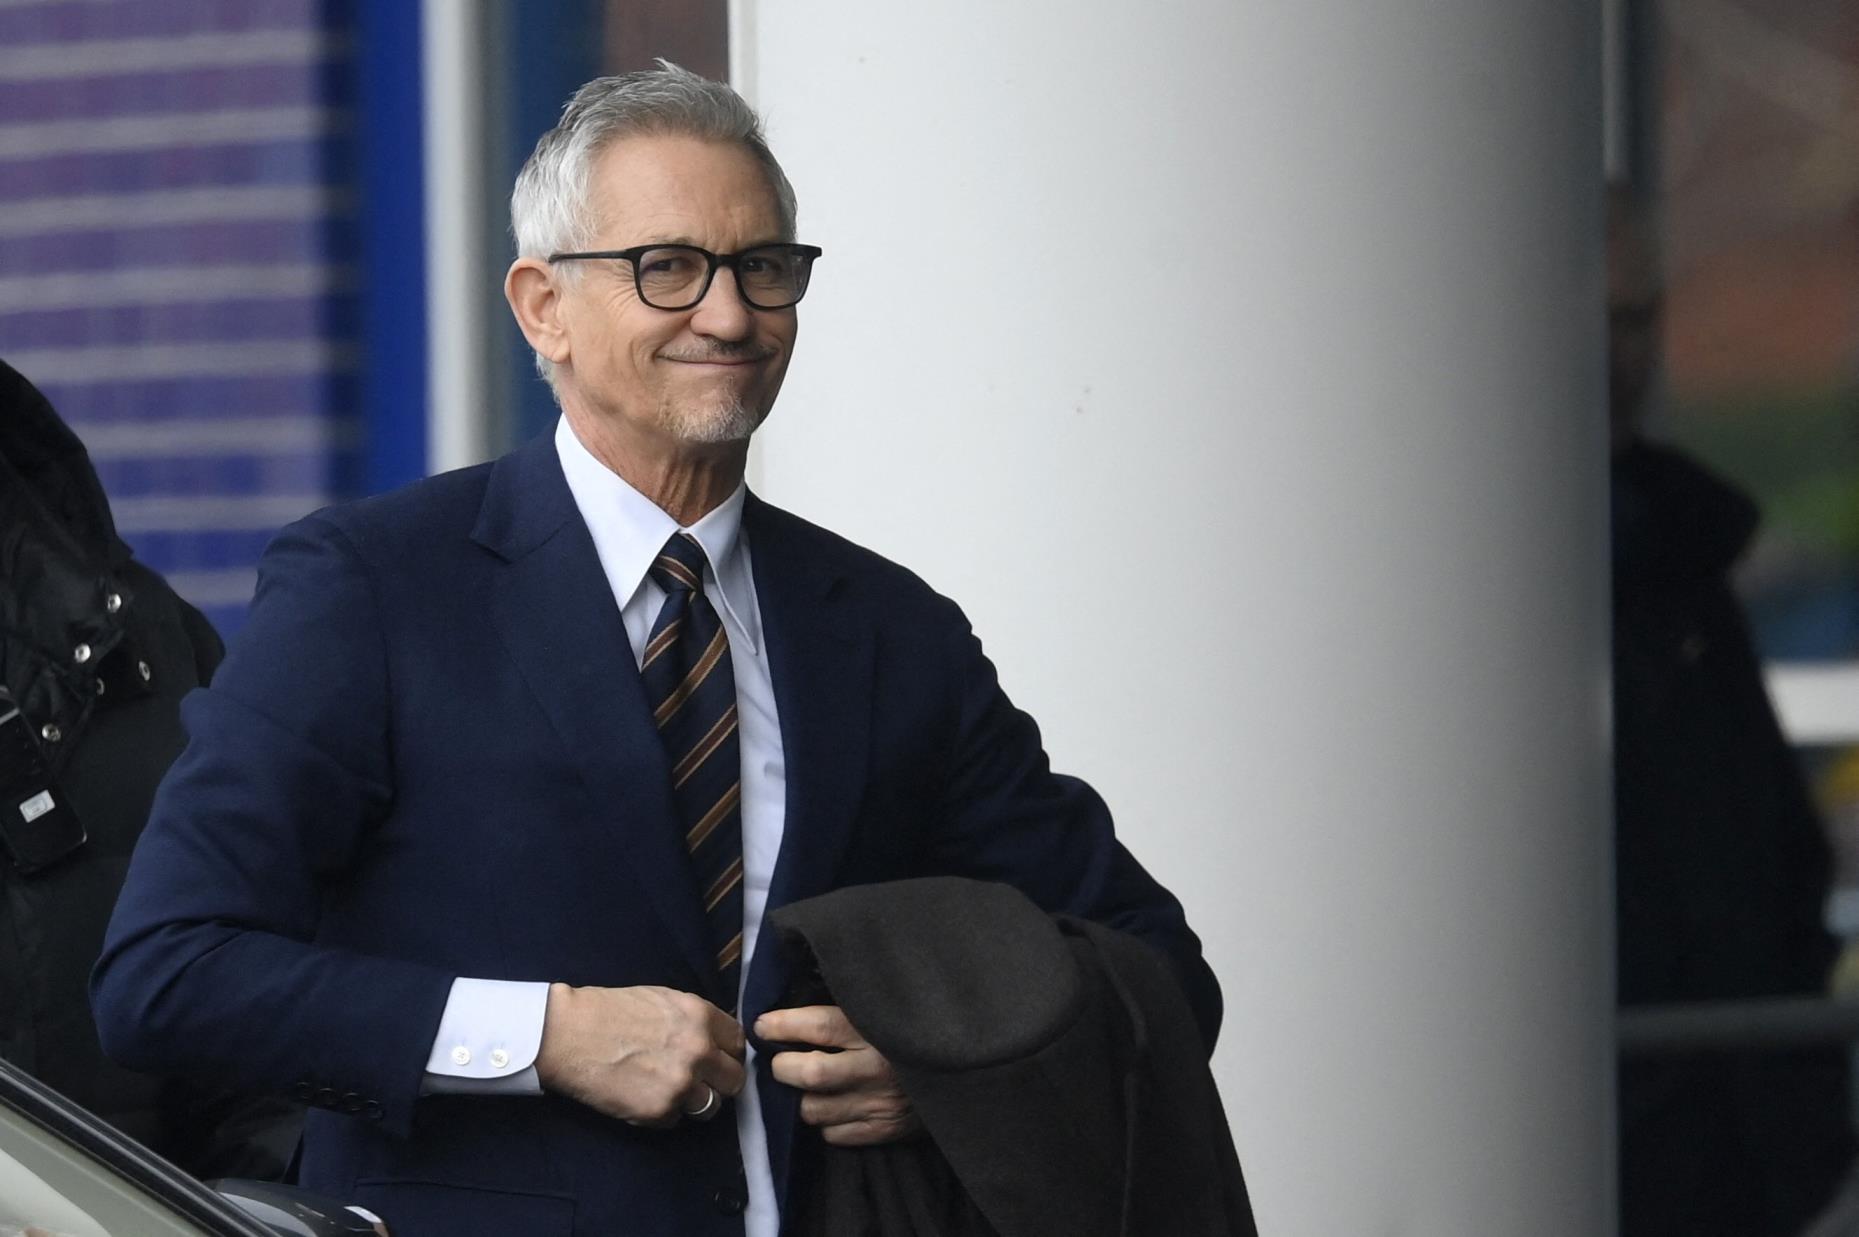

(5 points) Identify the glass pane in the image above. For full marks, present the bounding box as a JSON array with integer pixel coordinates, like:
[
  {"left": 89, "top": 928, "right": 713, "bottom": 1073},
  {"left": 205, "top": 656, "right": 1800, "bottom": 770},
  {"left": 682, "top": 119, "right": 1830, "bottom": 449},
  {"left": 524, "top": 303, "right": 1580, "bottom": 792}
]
[
  {"left": 0, "top": 1105, "right": 212, "bottom": 1237},
  {"left": 1656, "top": 2, "right": 1859, "bottom": 663},
  {"left": 0, "top": 1, "right": 371, "bottom": 640}
]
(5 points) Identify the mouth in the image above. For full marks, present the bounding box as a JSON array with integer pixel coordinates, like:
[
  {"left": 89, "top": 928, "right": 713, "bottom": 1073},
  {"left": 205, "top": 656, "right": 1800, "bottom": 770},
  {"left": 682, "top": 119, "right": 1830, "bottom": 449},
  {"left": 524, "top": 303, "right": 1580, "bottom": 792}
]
[{"left": 663, "top": 353, "right": 770, "bottom": 368}]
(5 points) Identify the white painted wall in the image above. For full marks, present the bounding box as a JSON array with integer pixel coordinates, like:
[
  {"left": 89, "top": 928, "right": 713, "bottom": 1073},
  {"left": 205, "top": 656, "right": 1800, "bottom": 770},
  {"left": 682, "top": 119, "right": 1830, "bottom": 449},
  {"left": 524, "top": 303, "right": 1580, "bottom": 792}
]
[{"left": 738, "top": 4, "right": 1612, "bottom": 1233}]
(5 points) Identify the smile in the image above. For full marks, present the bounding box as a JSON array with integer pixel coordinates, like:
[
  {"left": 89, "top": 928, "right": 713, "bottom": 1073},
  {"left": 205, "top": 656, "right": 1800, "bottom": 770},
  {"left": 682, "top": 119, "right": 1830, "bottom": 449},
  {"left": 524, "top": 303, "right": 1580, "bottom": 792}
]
[{"left": 663, "top": 354, "right": 768, "bottom": 367}]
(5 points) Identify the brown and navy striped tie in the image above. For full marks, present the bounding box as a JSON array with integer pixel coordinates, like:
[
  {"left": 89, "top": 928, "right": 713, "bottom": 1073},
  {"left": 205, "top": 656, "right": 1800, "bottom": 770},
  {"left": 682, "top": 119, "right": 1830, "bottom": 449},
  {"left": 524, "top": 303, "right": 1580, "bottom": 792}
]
[{"left": 641, "top": 532, "right": 745, "bottom": 1009}]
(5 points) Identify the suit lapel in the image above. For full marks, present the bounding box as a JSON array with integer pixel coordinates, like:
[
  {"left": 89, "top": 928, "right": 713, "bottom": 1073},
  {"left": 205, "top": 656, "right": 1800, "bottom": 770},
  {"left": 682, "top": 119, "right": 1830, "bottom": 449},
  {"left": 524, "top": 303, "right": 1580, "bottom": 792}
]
[
  {"left": 474, "top": 437, "right": 719, "bottom": 997},
  {"left": 744, "top": 495, "right": 874, "bottom": 930},
  {"left": 739, "top": 496, "right": 875, "bottom": 1209}
]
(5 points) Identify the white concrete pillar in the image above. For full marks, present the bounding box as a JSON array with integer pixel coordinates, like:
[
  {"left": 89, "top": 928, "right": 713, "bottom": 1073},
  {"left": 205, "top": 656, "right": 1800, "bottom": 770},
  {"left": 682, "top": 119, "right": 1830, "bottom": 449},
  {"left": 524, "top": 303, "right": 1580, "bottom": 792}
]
[
  {"left": 739, "top": 4, "right": 1612, "bottom": 1233},
  {"left": 421, "top": 0, "right": 492, "bottom": 471}
]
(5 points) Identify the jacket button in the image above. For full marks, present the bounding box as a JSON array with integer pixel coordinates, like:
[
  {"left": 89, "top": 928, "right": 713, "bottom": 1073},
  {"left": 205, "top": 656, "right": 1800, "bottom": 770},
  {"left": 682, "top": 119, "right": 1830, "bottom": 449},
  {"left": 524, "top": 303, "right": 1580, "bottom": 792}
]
[
  {"left": 105, "top": 592, "right": 122, "bottom": 614},
  {"left": 136, "top": 660, "right": 152, "bottom": 683},
  {"left": 94, "top": 679, "right": 106, "bottom": 696},
  {"left": 291, "top": 1082, "right": 314, "bottom": 1101},
  {"left": 314, "top": 1087, "right": 337, "bottom": 1108},
  {"left": 73, "top": 643, "right": 91, "bottom": 664},
  {"left": 339, "top": 1092, "right": 364, "bottom": 1113},
  {"left": 39, "top": 724, "right": 60, "bottom": 744},
  {"left": 362, "top": 1100, "right": 385, "bottom": 1121},
  {"left": 711, "top": 1185, "right": 747, "bottom": 1215}
]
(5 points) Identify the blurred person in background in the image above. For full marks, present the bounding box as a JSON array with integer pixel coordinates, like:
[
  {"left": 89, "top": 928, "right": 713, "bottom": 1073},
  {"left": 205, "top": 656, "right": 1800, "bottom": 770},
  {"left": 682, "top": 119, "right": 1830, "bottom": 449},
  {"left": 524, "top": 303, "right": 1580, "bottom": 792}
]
[
  {"left": 0, "top": 359, "right": 298, "bottom": 1179},
  {"left": 1609, "top": 187, "right": 1853, "bottom": 1237}
]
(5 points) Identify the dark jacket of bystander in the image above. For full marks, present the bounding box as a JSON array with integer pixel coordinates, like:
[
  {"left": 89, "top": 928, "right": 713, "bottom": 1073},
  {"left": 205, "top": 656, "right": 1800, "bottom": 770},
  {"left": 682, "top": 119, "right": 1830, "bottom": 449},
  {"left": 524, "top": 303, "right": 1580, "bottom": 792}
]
[
  {"left": 1613, "top": 437, "right": 1852, "bottom": 1237},
  {"left": 0, "top": 359, "right": 298, "bottom": 1178}
]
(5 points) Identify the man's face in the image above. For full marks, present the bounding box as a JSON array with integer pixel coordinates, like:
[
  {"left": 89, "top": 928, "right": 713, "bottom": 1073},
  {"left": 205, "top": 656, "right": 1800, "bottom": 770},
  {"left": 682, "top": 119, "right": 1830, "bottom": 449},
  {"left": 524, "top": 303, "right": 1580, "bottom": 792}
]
[{"left": 550, "top": 134, "right": 797, "bottom": 448}]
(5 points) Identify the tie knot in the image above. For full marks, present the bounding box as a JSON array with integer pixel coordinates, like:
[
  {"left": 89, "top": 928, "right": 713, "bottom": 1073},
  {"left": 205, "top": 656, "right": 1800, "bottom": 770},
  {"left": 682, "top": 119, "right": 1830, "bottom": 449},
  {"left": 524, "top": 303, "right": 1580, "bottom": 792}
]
[{"left": 650, "top": 532, "right": 709, "bottom": 595}]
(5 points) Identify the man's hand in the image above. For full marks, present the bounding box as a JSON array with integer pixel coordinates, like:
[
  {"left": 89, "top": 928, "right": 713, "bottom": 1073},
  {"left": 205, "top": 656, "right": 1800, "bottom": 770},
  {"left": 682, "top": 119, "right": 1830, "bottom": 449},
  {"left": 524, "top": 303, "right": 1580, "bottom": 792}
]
[
  {"left": 756, "top": 1005, "right": 921, "bottom": 1147},
  {"left": 535, "top": 983, "right": 745, "bottom": 1125}
]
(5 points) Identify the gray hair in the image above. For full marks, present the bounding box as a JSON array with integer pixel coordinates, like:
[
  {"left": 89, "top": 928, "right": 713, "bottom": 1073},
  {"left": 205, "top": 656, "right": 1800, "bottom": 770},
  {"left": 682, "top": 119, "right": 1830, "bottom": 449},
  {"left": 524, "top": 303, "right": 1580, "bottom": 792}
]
[{"left": 511, "top": 63, "right": 798, "bottom": 388}]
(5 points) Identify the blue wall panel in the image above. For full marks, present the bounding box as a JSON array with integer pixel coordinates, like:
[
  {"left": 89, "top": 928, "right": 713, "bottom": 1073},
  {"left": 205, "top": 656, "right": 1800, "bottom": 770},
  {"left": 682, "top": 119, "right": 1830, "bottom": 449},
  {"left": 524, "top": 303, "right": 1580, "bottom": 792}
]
[{"left": 0, "top": 0, "right": 422, "bottom": 636}]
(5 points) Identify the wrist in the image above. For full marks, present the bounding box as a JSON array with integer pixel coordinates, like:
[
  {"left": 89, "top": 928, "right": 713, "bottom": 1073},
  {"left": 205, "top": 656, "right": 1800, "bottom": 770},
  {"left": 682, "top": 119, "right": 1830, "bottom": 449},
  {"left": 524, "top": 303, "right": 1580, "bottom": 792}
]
[{"left": 536, "top": 982, "right": 574, "bottom": 1087}]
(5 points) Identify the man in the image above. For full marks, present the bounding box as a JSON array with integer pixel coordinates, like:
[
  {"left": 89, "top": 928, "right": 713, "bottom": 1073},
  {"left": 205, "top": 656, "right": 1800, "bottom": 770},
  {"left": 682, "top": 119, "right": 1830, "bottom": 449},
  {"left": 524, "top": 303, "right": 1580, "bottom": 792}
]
[
  {"left": 1608, "top": 186, "right": 1851, "bottom": 1237},
  {"left": 92, "top": 65, "right": 1219, "bottom": 1236}
]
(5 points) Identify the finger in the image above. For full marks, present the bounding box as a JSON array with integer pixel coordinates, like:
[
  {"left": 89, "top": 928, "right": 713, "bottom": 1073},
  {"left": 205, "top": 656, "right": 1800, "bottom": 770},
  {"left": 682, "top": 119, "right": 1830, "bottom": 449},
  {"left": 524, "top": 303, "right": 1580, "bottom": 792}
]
[
  {"left": 624, "top": 1110, "right": 682, "bottom": 1130},
  {"left": 679, "top": 1081, "right": 723, "bottom": 1122},
  {"left": 798, "top": 1087, "right": 909, "bottom": 1129},
  {"left": 821, "top": 1119, "right": 898, "bottom": 1147},
  {"left": 821, "top": 1114, "right": 920, "bottom": 1147},
  {"left": 700, "top": 1045, "right": 749, "bottom": 1098},
  {"left": 702, "top": 1002, "right": 748, "bottom": 1058},
  {"left": 769, "top": 1045, "right": 886, "bottom": 1093},
  {"left": 756, "top": 1004, "right": 864, "bottom": 1049}
]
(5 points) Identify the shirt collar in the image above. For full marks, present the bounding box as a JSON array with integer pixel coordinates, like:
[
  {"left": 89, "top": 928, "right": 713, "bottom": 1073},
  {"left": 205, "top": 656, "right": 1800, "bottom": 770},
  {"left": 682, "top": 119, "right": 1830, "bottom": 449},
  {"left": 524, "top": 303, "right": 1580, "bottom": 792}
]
[{"left": 553, "top": 416, "right": 760, "bottom": 653}]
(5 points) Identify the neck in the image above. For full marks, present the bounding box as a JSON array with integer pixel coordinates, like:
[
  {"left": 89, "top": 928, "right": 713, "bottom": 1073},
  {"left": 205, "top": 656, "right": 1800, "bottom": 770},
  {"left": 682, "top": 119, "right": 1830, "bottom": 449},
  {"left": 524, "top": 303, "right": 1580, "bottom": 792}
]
[{"left": 562, "top": 404, "right": 747, "bottom": 526}]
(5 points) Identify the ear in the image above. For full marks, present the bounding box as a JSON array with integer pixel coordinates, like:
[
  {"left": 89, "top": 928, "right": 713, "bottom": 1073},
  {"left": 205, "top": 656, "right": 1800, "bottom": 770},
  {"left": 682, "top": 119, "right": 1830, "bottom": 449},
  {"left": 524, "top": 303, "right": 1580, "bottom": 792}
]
[{"left": 504, "top": 258, "right": 573, "bottom": 366}]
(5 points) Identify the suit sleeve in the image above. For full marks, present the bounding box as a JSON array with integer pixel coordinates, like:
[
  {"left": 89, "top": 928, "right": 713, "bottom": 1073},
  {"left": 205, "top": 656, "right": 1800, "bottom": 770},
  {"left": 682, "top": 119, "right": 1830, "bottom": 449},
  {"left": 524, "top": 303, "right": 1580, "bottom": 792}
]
[
  {"left": 923, "top": 601, "right": 1224, "bottom": 1047},
  {"left": 90, "top": 516, "right": 455, "bottom": 1137}
]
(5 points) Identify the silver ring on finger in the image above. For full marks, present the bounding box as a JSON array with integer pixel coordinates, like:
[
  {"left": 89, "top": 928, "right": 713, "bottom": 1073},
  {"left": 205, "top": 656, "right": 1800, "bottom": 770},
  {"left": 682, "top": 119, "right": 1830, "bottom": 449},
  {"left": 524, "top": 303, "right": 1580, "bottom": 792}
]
[{"left": 683, "top": 1084, "right": 721, "bottom": 1122}]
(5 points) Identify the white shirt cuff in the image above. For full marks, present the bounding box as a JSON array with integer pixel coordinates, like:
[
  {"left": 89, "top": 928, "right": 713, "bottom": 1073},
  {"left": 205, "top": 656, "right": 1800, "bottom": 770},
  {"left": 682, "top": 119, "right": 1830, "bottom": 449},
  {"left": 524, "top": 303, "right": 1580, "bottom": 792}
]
[{"left": 420, "top": 978, "right": 549, "bottom": 1095}]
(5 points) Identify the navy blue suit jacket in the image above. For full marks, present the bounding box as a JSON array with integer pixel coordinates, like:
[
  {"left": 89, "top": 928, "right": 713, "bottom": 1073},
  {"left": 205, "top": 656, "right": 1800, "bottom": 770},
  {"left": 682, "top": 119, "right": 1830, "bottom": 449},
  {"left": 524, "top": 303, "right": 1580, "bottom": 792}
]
[{"left": 92, "top": 434, "right": 1220, "bottom": 1236}]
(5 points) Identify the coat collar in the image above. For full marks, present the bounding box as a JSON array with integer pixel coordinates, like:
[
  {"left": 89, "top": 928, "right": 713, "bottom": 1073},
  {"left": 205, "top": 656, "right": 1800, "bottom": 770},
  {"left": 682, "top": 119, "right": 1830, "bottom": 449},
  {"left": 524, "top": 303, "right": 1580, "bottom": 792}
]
[
  {"left": 468, "top": 432, "right": 577, "bottom": 564},
  {"left": 0, "top": 359, "right": 127, "bottom": 569},
  {"left": 552, "top": 418, "right": 760, "bottom": 650},
  {"left": 0, "top": 361, "right": 134, "bottom": 732}
]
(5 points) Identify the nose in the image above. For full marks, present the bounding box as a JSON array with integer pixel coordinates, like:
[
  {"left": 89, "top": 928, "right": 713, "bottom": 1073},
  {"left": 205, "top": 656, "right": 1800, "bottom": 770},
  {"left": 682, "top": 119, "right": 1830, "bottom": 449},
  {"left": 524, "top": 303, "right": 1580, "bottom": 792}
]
[{"left": 689, "top": 266, "right": 756, "bottom": 341}]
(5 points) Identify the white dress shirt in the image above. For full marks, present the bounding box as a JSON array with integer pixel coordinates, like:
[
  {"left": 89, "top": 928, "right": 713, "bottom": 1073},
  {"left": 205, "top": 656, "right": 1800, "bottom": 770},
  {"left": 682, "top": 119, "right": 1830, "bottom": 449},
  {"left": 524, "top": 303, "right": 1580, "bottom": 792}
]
[{"left": 421, "top": 415, "right": 787, "bottom": 1237}]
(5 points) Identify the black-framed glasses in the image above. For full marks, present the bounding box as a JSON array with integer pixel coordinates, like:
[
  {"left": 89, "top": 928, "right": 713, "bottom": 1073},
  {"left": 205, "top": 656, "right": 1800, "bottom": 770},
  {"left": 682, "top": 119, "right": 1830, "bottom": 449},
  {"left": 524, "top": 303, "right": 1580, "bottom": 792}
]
[{"left": 547, "top": 242, "right": 823, "bottom": 311}]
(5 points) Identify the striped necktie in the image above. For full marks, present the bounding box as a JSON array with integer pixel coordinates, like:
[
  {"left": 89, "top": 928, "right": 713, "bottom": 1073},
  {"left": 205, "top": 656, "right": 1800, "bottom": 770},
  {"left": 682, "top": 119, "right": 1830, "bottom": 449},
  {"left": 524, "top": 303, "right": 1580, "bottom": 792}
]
[{"left": 641, "top": 532, "right": 745, "bottom": 1008}]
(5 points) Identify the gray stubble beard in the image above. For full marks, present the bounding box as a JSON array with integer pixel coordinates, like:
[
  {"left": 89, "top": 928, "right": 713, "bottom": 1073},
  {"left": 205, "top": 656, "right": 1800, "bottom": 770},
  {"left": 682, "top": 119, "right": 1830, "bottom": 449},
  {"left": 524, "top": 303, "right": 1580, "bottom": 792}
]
[{"left": 664, "top": 390, "right": 764, "bottom": 445}]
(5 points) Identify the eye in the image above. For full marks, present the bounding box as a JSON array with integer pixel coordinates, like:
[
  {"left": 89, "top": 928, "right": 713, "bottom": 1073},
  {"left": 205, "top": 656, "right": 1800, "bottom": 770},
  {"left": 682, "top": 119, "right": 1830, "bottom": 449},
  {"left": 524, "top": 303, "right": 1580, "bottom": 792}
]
[
  {"left": 740, "top": 252, "right": 791, "bottom": 277},
  {"left": 640, "top": 251, "right": 700, "bottom": 277}
]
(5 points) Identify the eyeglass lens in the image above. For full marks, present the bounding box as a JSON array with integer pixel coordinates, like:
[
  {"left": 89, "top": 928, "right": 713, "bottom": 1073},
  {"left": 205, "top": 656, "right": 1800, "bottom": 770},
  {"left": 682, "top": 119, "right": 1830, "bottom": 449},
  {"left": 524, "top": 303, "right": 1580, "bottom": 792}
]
[{"left": 636, "top": 245, "right": 813, "bottom": 310}]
